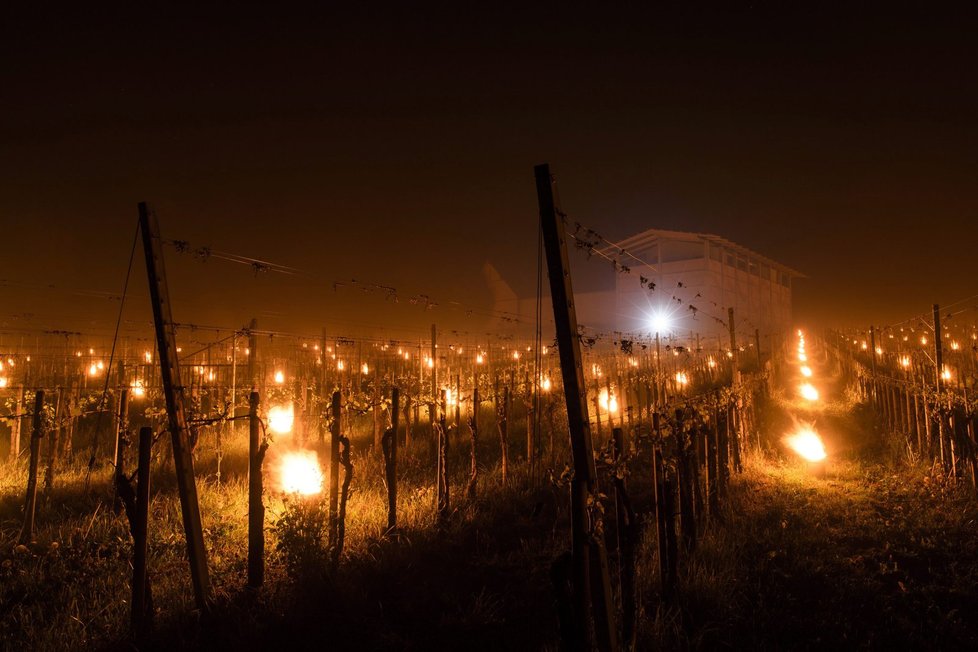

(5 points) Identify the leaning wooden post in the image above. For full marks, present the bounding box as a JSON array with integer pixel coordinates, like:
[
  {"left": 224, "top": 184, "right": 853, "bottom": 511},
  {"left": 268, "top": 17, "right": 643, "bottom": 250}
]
[
  {"left": 536, "top": 163, "right": 617, "bottom": 652},
  {"left": 247, "top": 390, "right": 265, "bottom": 588},
  {"left": 329, "top": 390, "right": 341, "bottom": 543},
  {"left": 139, "top": 202, "right": 211, "bottom": 610},
  {"left": 20, "top": 390, "right": 44, "bottom": 544},
  {"left": 132, "top": 426, "right": 152, "bottom": 637}
]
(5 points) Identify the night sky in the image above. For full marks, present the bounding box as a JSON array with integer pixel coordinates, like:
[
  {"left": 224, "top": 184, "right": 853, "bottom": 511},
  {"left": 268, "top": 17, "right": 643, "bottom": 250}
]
[{"left": 3, "top": 4, "right": 976, "bottom": 339}]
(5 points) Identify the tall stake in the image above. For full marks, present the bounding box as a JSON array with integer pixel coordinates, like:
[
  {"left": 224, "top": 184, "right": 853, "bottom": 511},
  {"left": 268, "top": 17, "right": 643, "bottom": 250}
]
[
  {"left": 138, "top": 202, "right": 211, "bottom": 610},
  {"left": 248, "top": 390, "right": 265, "bottom": 588},
  {"left": 20, "top": 390, "right": 44, "bottom": 544},
  {"left": 934, "top": 305, "right": 944, "bottom": 393},
  {"left": 329, "top": 391, "right": 341, "bottom": 543},
  {"left": 132, "top": 426, "right": 152, "bottom": 637},
  {"left": 536, "top": 163, "right": 617, "bottom": 651}
]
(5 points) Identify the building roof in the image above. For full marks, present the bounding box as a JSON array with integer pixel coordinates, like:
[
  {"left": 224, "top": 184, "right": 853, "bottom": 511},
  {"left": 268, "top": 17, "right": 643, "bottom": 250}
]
[{"left": 605, "top": 228, "right": 806, "bottom": 278}]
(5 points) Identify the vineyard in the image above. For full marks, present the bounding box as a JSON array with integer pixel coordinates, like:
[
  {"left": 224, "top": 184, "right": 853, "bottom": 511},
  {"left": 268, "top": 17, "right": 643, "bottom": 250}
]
[{"left": 2, "top": 172, "right": 977, "bottom": 651}]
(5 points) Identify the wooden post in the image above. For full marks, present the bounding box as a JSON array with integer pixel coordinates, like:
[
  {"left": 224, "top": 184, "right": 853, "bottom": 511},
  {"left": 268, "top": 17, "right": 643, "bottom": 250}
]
[
  {"left": 114, "top": 388, "right": 130, "bottom": 477},
  {"left": 934, "top": 306, "right": 944, "bottom": 393},
  {"left": 329, "top": 391, "right": 341, "bottom": 543},
  {"left": 652, "top": 443, "right": 671, "bottom": 599},
  {"left": 248, "top": 390, "right": 265, "bottom": 588},
  {"left": 132, "top": 426, "right": 152, "bottom": 637},
  {"left": 612, "top": 427, "right": 635, "bottom": 648},
  {"left": 467, "top": 376, "right": 479, "bottom": 499},
  {"left": 536, "top": 163, "right": 617, "bottom": 651},
  {"left": 139, "top": 202, "right": 211, "bottom": 610},
  {"left": 437, "top": 388, "right": 450, "bottom": 518},
  {"left": 383, "top": 387, "right": 399, "bottom": 531},
  {"left": 44, "top": 387, "right": 62, "bottom": 494},
  {"left": 20, "top": 390, "right": 44, "bottom": 544},
  {"left": 499, "top": 386, "right": 509, "bottom": 486},
  {"left": 10, "top": 385, "right": 24, "bottom": 462}
]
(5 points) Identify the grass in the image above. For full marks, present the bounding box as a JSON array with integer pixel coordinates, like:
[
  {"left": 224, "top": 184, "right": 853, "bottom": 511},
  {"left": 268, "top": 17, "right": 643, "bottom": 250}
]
[{"left": 4, "top": 368, "right": 978, "bottom": 650}]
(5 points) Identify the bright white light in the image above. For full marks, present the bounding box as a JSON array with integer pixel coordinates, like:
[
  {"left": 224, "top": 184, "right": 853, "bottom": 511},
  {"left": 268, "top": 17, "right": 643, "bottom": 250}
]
[
  {"left": 649, "top": 310, "right": 673, "bottom": 334},
  {"left": 274, "top": 370, "right": 285, "bottom": 384},
  {"left": 279, "top": 451, "right": 323, "bottom": 495},
  {"left": 268, "top": 404, "right": 295, "bottom": 434},
  {"left": 799, "top": 383, "right": 819, "bottom": 401},
  {"left": 800, "top": 366, "right": 812, "bottom": 378},
  {"left": 785, "top": 426, "right": 827, "bottom": 462}
]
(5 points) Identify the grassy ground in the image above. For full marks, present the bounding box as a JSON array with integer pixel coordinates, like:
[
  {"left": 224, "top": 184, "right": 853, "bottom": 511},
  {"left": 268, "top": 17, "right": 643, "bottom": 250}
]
[
  {"left": 650, "top": 351, "right": 978, "bottom": 651},
  {"left": 4, "top": 357, "right": 978, "bottom": 650}
]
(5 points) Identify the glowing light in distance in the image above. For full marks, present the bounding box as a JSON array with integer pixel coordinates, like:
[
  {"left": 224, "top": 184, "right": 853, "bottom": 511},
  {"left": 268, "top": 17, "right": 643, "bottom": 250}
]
[
  {"left": 920, "top": 336, "right": 928, "bottom": 345},
  {"left": 951, "top": 341, "right": 960, "bottom": 351},
  {"left": 361, "top": 363, "right": 369, "bottom": 375},
  {"left": 268, "top": 404, "right": 295, "bottom": 434},
  {"left": 707, "top": 357, "right": 716, "bottom": 369},
  {"left": 798, "top": 352, "right": 807, "bottom": 362},
  {"left": 512, "top": 351, "right": 520, "bottom": 361},
  {"left": 279, "top": 451, "right": 323, "bottom": 495},
  {"left": 785, "top": 426, "right": 827, "bottom": 462},
  {"left": 540, "top": 376, "right": 552, "bottom": 392},
  {"left": 875, "top": 347, "right": 883, "bottom": 355},
  {"left": 426, "top": 357, "right": 434, "bottom": 369},
  {"left": 799, "top": 383, "right": 819, "bottom": 401},
  {"left": 88, "top": 363, "right": 100, "bottom": 377},
  {"left": 899, "top": 356, "right": 911, "bottom": 368},
  {"left": 860, "top": 341, "right": 868, "bottom": 350},
  {"left": 273, "top": 370, "right": 285, "bottom": 384},
  {"left": 0, "top": 377, "right": 7, "bottom": 388},
  {"left": 800, "top": 366, "right": 812, "bottom": 378},
  {"left": 337, "top": 360, "right": 345, "bottom": 371},
  {"left": 675, "top": 371, "right": 689, "bottom": 386},
  {"left": 144, "top": 351, "right": 152, "bottom": 363},
  {"left": 941, "top": 366, "right": 952, "bottom": 381}
]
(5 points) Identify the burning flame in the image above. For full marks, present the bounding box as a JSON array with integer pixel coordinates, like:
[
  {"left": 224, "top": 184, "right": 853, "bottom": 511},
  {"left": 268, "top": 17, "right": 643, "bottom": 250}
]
[
  {"left": 675, "top": 371, "right": 689, "bottom": 386},
  {"left": 279, "top": 451, "right": 323, "bottom": 495},
  {"left": 598, "top": 388, "right": 618, "bottom": 414},
  {"left": 540, "top": 376, "right": 552, "bottom": 392},
  {"left": 799, "top": 383, "right": 819, "bottom": 401},
  {"left": 131, "top": 379, "right": 146, "bottom": 397},
  {"left": 274, "top": 370, "right": 285, "bottom": 384},
  {"left": 785, "top": 426, "right": 827, "bottom": 462},
  {"left": 800, "top": 366, "right": 813, "bottom": 378},
  {"left": 268, "top": 404, "right": 295, "bottom": 434}
]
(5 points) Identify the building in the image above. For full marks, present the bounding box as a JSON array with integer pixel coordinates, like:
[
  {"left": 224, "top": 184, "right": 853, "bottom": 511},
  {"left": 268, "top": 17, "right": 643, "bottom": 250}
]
[
  {"left": 488, "top": 228, "right": 804, "bottom": 345},
  {"left": 600, "top": 228, "right": 804, "bottom": 340}
]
